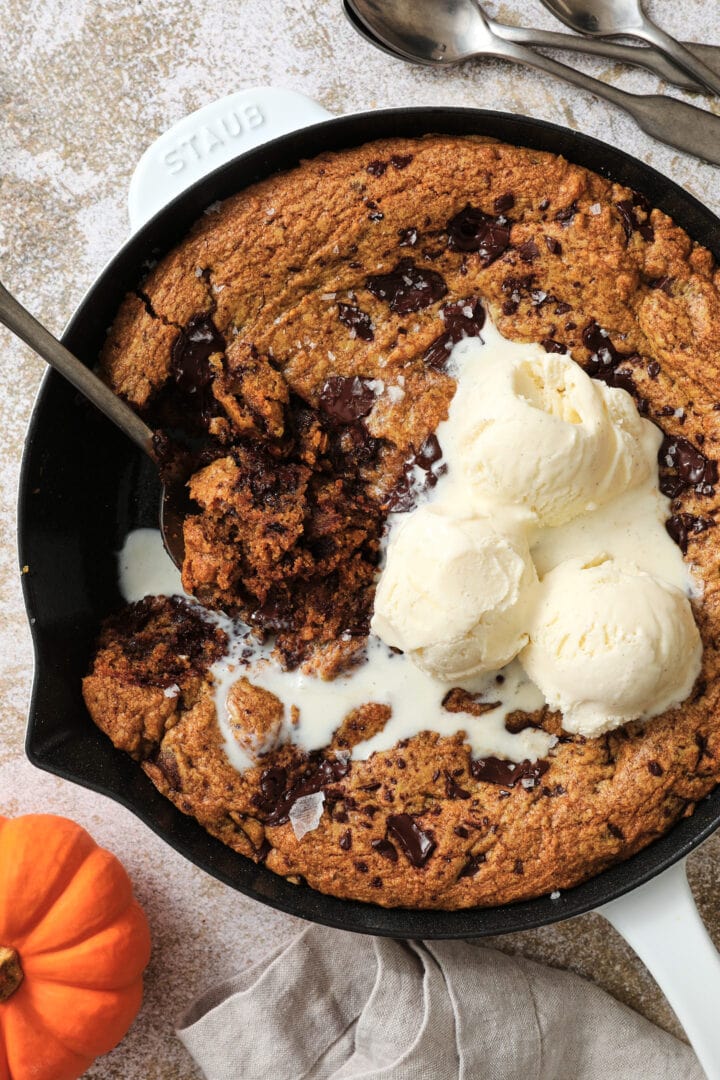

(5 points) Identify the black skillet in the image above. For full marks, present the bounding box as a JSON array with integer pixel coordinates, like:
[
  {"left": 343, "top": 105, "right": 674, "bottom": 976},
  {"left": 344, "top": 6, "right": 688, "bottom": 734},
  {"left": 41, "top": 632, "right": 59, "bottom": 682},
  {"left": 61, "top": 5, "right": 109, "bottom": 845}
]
[{"left": 17, "top": 104, "right": 720, "bottom": 947}]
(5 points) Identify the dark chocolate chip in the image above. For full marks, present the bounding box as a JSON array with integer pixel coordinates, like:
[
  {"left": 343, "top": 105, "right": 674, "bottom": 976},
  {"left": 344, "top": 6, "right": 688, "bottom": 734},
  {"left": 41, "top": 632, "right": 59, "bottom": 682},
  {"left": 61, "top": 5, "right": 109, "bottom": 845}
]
[
  {"left": 666, "top": 513, "right": 715, "bottom": 553},
  {"left": 371, "top": 838, "right": 398, "bottom": 862},
  {"left": 648, "top": 760, "right": 664, "bottom": 777},
  {"left": 494, "top": 192, "right": 515, "bottom": 214},
  {"left": 659, "top": 435, "right": 718, "bottom": 496},
  {"left": 470, "top": 757, "right": 550, "bottom": 787},
  {"left": 446, "top": 204, "right": 511, "bottom": 264},
  {"left": 366, "top": 159, "right": 387, "bottom": 176},
  {"left": 366, "top": 258, "right": 447, "bottom": 314},
  {"left": 458, "top": 852, "right": 486, "bottom": 878},
  {"left": 424, "top": 297, "right": 485, "bottom": 371},
  {"left": 648, "top": 275, "right": 674, "bottom": 295},
  {"left": 338, "top": 303, "right": 374, "bottom": 342},
  {"left": 390, "top": 153, "right": 413, "bottom": 169},
  {"left": 339, "top": 829, "right": 352, "bottom": 850},
  {"left": 545, "top": 235, "right": 562, "bottom": 255},
  {"left": 444, "top": 771, "right": 471, "bottom": 800},
  {"left": 542, "top": 338, "right": 567, "bottom": 354},
  {"left": 554, "top": 201, "right": 579, "bottom": 226},
  {"left": 387, "top": 814, "right": 436, "bottom": 867},
  {"left": 518, "top": 238, "right": 540, "bottom": 263},
  {"left": 388, "top": 433, "right": 445, "bottom": 512},
  {"left": 319, "top": 376, "right": 376, "bottom": 424}
]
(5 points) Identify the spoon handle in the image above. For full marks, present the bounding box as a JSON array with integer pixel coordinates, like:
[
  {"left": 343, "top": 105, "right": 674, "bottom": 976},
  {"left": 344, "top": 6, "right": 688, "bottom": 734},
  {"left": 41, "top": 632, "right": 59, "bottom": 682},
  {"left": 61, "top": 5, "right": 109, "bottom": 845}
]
[
  {"left": 493, "top": 39, "right": 720, "bottom": 166},
  {"left": 496, "top": 24, "right": 703, "bottom": 92},
  {"left": 636, "top": 17, "right": 720, "bottom": 98},
  {"left": 0, "top": 280, "right": 155, "bottom": 458}
]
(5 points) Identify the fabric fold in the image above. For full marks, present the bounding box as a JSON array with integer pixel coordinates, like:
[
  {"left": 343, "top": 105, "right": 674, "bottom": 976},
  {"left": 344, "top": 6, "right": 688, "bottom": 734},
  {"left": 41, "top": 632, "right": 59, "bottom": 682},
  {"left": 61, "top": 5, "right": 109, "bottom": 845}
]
[{"left": 177, "top": 924, "right": 702, "bottom": 1080}]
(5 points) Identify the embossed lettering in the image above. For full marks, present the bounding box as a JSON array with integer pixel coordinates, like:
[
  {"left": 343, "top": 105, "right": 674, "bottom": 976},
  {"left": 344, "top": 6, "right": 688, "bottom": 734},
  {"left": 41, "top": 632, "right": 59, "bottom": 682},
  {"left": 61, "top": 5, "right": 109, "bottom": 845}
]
[
  {"left": 243, "top": 104, "right": 264, "bottom": 129},
  {"left": 163, "top": 148, "right": 185, "bottom": 175}
]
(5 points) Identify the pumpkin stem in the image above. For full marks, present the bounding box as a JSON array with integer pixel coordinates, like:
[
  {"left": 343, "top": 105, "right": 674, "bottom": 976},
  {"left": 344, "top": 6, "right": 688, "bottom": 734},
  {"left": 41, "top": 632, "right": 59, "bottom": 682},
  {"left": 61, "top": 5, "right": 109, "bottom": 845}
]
[{"left": 0, "top": 946, "right": 23, "bottom": 1003}]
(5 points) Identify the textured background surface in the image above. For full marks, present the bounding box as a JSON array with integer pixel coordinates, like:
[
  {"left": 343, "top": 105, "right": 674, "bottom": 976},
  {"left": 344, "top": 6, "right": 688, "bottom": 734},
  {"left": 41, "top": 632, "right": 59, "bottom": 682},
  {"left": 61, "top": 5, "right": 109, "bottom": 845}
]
[{"left": 2, "top": 1, "right": 720, "bottom": 1076}]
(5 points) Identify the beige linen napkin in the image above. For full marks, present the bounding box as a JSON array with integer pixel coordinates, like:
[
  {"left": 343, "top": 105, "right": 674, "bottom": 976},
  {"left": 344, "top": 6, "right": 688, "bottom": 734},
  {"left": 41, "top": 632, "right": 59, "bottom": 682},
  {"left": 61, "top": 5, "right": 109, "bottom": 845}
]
[{"left": 177, "top": 924, "right": 701, "bottom": 1080}]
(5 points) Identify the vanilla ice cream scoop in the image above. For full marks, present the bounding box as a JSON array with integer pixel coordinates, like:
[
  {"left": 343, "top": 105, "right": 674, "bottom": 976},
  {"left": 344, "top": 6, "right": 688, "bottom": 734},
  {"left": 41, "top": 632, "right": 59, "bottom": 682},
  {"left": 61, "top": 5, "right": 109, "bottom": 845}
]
[
  {"left": 371, "top": 506, "right": 536, "bottom": 681},
  {"left": 450, "top": 346, "right": 651, "bottom": 527},
  {"left": 520, "top": 558, "right": 702, "bottom": 735}
]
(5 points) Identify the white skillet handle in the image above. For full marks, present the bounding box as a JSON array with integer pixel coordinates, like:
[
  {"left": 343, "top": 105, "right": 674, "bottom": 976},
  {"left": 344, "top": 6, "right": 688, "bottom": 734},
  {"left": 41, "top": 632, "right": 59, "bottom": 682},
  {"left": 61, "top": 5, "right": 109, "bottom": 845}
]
[
  {"left": 128, "top": 87, "right": 333, "bottom": 232},
  {"left": 600, "top": 858, "right": 720, "bottom": 1079}
]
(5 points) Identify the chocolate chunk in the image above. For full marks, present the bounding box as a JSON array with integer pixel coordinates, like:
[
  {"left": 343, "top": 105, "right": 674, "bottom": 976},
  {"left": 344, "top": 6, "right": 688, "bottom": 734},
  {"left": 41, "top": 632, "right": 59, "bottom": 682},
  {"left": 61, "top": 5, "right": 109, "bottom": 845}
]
[
  {"left": 470, "top": 757, "right": 550, "bottom": 787},
  {"left": 259, "top": 756, "right": 350, "bottom": 826},
  {"left": 338, "top": 302, "right": 374, "bottom": 342},
  {"left": 616, "top": 194, "right": 654, "bottom": 243},
  {"left": 545, "top": 235, "right": 562, "bottom": 255},
  {"left": 366, "top": 159, "right": 387, "bottom": 176},
  {"left": 513, "top": 859, "right": 524, "bottom": 875},
  {"left": 659, "top": 435, "right": 718, "bottom": 497},
  {"left": 339, "top": 830, "right": 352, "bottom": 850},
  {"left": 493, "top": 192, "right": 515, "bottom": 214},
  {"left": 542, "top": 338, "right": 567, "bottom": 354},
  {"left": 398, "top": 226, "right": 419, "bottom": 247},
  {"left": 648, "top": 760, "right": 664, "bottom": 777},
  {"left": 424, "top": 297, "right": 485, "bottom": 370},
  {"left": 355, "top": 861, "right": 369, "bottom": 873},
  {"left": 518, "top": 239, "right": 540, "bottom": 263},
  {"left": 648, "top": 361, "right": 661, "bottom": 379},
  {"left": 648, "top": 275, "right": 674, "bottom": 295},
  {"left": 454, "top": 826, "right": 469, "bottom": 838},
  {"left": 538, "top": 198, "right": 550, "bottom": 211},
  {"left": 319, "top": 376, "right": 376, "bottom": 423},
  {"left": 388, "top": 433, "right": 445, "bottom": 511},
  {"left": 666, "top": 513, "right": 715, "bottom": 553},
  {"left": 387, "top": 814, "right": 436, "bottom": 867},
  {"left": 366, "top": 258, "right": 447, "bottom": 314},
  {"left": 582, "top": 320, "right": 643, "bottom": 402},
  {"left": 446, "top": 204, "right": 511, "bottom": 264},
  {"left": 371, "top": 838, "right": 398, "bottom": 862},
  {"left": 390, "top": 153, "right": 413, "bottom": 169},
  {"left": 445, "top": 771, "right": 471, "bottom": 799},
  {"left": 171, "top": 313, "right": 226, "bottom": 422},
  {"left": 458, "top": 852, "right": 486, "bottom": 878},
  {"left": 502, "top": 299, "right": 519, "bottom": 316},
  {"left": 554, "top": 201, "right": 579, "bottom": 226}
]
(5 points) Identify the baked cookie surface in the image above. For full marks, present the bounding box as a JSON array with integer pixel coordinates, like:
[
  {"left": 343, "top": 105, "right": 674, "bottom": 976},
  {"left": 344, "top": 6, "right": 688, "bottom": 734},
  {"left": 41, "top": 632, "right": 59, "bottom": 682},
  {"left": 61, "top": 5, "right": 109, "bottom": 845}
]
[{"left": 84, "top": 135, "right": 720, "bottom": 908}]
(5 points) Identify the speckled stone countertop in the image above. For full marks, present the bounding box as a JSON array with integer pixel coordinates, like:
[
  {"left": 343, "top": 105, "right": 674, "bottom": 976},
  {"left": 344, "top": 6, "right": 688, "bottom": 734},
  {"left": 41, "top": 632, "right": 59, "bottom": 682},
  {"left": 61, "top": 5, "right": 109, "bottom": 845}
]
[{"left": 2, "top": 1, "right": 720, "bottom": 1076}]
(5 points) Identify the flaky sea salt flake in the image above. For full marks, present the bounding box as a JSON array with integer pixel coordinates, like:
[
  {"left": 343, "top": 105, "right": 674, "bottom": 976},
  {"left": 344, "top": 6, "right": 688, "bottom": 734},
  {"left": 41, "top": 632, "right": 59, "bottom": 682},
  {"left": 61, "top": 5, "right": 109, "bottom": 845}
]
[{"left": 289, "top": 792, "right": 326, "bottom": 841}]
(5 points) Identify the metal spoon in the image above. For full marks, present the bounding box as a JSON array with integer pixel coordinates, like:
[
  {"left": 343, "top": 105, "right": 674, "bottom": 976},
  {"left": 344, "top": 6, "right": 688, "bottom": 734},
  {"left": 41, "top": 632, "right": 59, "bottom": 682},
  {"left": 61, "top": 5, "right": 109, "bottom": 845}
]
[
  {"left": 347, "top": 0, "right": 720, "bottom": 167},
  {"left": 344, "top": 0, "right": 720, "bottom": 93},
  {"left": 539, "top": 0, "right": 720, "bottom": 97},
  {"left": 0, "top": 280, "right": 186, "bottom": 568}
]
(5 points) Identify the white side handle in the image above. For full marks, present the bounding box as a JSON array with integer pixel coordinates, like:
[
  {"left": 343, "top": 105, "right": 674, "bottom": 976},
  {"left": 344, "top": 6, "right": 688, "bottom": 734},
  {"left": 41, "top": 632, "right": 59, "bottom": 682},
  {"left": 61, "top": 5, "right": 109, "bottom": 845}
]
[
  {"left": 600, "top": 858, "right": 720, "bottom": 1080},
  {"left": 128, "top": 87, "right": 333, "bottom": 231}
]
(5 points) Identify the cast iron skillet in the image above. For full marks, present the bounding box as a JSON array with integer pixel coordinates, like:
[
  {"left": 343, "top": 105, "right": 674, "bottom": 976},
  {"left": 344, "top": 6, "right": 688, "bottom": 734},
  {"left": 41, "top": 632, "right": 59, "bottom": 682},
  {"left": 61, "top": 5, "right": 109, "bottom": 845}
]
[{"left": 18, "top": 107, "right": 720, "bottom": 938}]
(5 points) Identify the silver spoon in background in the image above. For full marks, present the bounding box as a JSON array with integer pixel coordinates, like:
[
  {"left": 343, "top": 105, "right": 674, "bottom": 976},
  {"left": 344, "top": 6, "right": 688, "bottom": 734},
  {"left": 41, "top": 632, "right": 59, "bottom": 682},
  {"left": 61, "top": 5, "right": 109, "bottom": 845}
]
[
  {"left": 344, "top": 0, "right": 720, "bottom": 93},
  {"left": 539, "top": 0, "right": 720, "bottom": 98},
  {"left": 347, "top": 0, "right": 720, "bottom": 167},
  {"left": 0, "top": 280, "right": 187, "bottom": 568}
]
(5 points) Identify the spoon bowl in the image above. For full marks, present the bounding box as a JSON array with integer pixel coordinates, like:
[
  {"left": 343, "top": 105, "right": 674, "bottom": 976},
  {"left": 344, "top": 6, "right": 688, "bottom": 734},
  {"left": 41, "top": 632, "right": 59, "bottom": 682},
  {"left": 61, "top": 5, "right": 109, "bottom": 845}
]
[
  {"left": 540, "top": 0, "right": 720, "bottom": 96},
  {"left": 348, "top": 0, "right": 496, "bottom": 65},
  {"left": 540, "top": 0, "right": 644, "bottom": 36}
]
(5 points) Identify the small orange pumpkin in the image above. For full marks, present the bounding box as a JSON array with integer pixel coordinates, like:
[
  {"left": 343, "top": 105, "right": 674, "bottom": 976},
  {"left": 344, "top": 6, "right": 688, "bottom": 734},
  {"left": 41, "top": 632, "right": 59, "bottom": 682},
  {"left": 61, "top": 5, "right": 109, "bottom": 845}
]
[{"left": 0, "top": 814, "right": 151, "bottom": 1080}]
